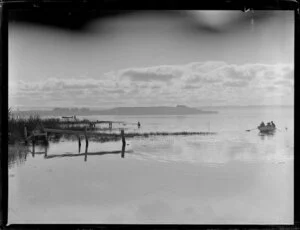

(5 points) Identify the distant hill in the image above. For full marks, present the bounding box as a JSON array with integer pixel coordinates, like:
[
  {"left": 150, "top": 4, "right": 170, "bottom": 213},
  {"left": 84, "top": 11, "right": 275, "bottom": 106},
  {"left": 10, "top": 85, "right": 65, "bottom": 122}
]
[
  {"left": 97, "top": 105, "right": 218, "bottom": 115},
  {"left": 13, "top": 105, "right": 218, "bottom": 116}
]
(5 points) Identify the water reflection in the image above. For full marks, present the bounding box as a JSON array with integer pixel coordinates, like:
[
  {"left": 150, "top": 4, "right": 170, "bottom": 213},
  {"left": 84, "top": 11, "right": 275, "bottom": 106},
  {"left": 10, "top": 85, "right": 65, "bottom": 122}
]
[
  {"left": 44, "top": 148, "right": 127, "bottom": 161},
  {"left": 9, "top": 135, "right": 127, "bottom": 168},
  {"left": 38, "top": 142, "right": 128, "bottom": 162},
  {"left": 258, "top": 131, "right": 275, "bottom": 140},
  {"left": 8, "top": 144, "right": 29, "bottom": 168},
  {"left": 31, "top": 141, "right": 49, "bottom": 158},
  {"left": 8, "top": 126, "right": 291, "bottom": 168}
]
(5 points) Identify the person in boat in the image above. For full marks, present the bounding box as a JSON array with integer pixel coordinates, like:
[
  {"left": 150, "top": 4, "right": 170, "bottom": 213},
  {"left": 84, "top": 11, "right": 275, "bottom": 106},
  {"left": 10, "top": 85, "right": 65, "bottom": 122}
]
[
  {"left": 259, "top": 121, "right": 265, "bottom": 127},
  {"left": 267, "top": 122, "right": 271, "bottom": 127},
  {"left": 271, "top": 121, "right": 276, "bottom": 128}
]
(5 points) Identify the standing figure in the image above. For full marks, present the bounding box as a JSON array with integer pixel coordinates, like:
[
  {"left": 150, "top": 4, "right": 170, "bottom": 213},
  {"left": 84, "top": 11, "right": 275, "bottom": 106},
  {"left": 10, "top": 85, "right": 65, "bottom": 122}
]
[
  {"left": 137, "top": 122, "right": 141, "bottom": 128},
  {"left": 270, "top": 121, "right": 276, "bottom": 128}
]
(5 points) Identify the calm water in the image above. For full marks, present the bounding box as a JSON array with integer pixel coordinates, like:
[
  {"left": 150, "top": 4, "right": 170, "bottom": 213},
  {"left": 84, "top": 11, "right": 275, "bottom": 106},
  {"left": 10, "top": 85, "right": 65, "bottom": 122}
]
[{"left": 8, "top": 107, "right": 294, "bottom": 224}]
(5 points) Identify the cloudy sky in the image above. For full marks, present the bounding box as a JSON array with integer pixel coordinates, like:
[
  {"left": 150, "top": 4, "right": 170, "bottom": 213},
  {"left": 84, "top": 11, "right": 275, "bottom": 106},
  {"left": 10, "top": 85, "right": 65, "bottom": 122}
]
[{"left": 9, "top": 10, "right": 294, "bottom": 110}]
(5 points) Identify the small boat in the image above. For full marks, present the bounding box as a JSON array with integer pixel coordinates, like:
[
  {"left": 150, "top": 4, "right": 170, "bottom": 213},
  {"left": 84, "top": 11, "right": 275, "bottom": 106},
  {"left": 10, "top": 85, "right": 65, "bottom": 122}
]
[{"left": 258, "top": 125, "right": 276, "bottom": 133}]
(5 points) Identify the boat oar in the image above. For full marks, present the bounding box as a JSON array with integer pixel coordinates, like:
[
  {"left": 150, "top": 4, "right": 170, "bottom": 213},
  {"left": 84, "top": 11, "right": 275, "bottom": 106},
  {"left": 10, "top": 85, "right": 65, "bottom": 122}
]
[{"left": 246, "top": 127, "right": 257, "bottom": 132}]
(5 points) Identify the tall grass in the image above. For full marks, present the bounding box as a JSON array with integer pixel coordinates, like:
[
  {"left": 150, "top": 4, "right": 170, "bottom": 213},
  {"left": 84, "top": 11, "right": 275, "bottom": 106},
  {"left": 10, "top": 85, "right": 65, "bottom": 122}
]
[{"left": 8, "top": 113, "right": 60, "bottom": 143}]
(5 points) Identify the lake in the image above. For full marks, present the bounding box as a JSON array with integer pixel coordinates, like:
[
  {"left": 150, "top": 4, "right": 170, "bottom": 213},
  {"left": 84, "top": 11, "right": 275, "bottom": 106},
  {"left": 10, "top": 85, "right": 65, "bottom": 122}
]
[{"left": 8, "top": 106, "right": 294, "bottom": 224}]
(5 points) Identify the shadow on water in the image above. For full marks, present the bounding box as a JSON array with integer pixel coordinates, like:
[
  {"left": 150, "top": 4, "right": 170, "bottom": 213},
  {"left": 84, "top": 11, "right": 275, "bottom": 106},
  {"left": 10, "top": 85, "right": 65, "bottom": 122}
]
[
  {"left": 26, "top": 140, "right": 128, "bottom": 162},
  {"left": 8, "top": 144, "right": 30, "bottom": 168},
  {"left": 9, "top": 130, "right": 215, "bottom": 167},
  {"left": 45, "top": 144, "right": 128, "bottom": 162},
  {"left": 258, "top": 131, "right": 276, "bottom": 140},
  {"left": 9, "top": 132, "right": 128, "bottom": 167},
  {"left": 9, "top": 141, "right": 49, "bottom": 168}
]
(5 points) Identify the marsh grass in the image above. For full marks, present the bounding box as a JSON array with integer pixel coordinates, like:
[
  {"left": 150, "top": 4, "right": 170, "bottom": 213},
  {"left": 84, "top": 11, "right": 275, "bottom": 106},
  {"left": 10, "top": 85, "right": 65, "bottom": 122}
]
[{"left": 8, "top": 114, "right": 60, "bottom": 143}]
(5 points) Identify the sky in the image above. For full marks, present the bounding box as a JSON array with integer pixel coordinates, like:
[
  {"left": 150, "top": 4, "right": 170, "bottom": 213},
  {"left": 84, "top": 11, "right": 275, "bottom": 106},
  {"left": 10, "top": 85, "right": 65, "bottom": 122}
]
[{"left": 8, "top": 10, "right": 294, "bottom": 110}]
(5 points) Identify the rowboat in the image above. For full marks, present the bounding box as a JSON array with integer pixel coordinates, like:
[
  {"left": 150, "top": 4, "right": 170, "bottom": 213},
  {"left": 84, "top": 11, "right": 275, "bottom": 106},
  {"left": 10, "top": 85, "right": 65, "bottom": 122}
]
[{"left": 257, "top": 125, "right": 276, "bottom": 133}]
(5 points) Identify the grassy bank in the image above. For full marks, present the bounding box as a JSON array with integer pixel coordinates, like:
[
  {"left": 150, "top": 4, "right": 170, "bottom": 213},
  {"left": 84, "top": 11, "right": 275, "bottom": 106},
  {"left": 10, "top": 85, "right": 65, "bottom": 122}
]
[{"left": 8, "top": 115, "right": 60, "bottom": 144}]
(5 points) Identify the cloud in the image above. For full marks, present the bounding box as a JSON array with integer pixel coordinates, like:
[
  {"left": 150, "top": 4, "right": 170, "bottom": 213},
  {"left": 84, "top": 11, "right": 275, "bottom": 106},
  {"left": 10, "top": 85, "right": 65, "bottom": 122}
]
[
  {"left": 274, "top": 79, "right": 293, "bottom": 88},
  {"left": 223, "top": 80, "right": 249, "bottom": 87},
  {"left": 9, "top": 61, "right": 294, "bottom": 108},
  {"left": 120, "top": 65, "right": 183, "bottom": 82}
]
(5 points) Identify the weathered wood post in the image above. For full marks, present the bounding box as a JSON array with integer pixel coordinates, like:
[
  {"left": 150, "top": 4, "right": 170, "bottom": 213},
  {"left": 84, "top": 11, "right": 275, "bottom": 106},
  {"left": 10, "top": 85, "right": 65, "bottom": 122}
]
[
  {"left": 32, "top": 139, "right": 35, "bottom": 157},
  {"left": 24, "top": 125, "right": 28, "bottom": 144},
  {"left": 121, "top": 129, "right": 126, "bottom": 158},
  {"left": 44, "top": 145, "right": 48, "bottom": 158},
  {"left": 84, "top": 144, "right": 88, "bottom": 162},
  {"left": 78, "top": 135, "right": 81, "bottom": 151},
  {"left": 109, "top": 122, "right": 112, "bottom": 130},
  {"left": 43, "top": 132, "right": 48, "bottom": 144},
  {"left": 24, "top": 125, "right": 27, "bottom": 138},
  {"left": 32, "top": 131, "right": 36, "bottom": 145},
  {"left": 85, "top": 126, "right": 89, "bottom": 148}
]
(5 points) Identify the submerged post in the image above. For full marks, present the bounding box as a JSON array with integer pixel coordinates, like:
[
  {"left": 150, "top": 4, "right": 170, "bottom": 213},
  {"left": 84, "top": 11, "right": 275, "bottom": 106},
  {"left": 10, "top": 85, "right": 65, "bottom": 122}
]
[
  {"left": 121, "top": 129, "right": 126, "bottom": 145},
  {"left": 24, "top": 126, "right": 28, "bottom": 144},
  {"left": 32, "top": 141, "right": 35, "bottom": 157},
  {"left": 32, "top": 133, "right": 36, "bottom": 146},
  {"left": 44, "top": 132, "right": 48, "bottom": 144},
  {"left": 84, "top": 145, "right": 88, "bottom": 162},
  {"left": 121, "top": 129, "right": 126, "bottom": 158},
  {"left": 84, "top": 126, "right": 89, "bottom": 148},
  {"left": 78, "top": 135, "right": 81, "bottom": 149},
  {"left": 44, "top": 145, "right": 48, "bottom": 158}
]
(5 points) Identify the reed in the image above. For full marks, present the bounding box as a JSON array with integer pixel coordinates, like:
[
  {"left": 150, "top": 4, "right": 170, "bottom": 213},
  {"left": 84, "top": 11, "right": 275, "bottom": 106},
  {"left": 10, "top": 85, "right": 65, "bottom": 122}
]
[{"left": 8, "top": 114, "right": 60, "bottom": 143}]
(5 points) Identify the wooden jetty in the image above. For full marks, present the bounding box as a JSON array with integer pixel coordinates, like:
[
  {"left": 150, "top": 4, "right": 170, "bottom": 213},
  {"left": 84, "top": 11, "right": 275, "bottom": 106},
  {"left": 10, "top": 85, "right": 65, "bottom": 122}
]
[
  {"left": 24, "top": 124, "right": 216, "bottom": 145},
  {"left": 23, "top": 118, "right": 216, "bottom": 161},
  {"left": 58, "top": 120, "right": 126, "bottom": 129},
  {"left": 24, "top": 125, "right": 126, "bottom": 150},
  {"left": 23, "top": 121, "right": 217, "bottom": 161}
]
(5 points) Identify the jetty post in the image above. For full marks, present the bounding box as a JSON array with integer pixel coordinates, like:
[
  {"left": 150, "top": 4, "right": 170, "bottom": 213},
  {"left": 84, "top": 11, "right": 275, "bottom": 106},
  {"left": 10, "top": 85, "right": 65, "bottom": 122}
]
[
  {"left": 78, "top": 135, "right": 81, "bottom": 150},
  {"left": 45, "top": 132, "right": 48, "bottom": 143},
  {"left": 24, "top": 125, "right": 28, "bottom": 144},
  {"left": 24, "top": 126, "right": 27, "bottom": 138},
  {"left": 121, "top": 129, "right": 126, "bottom": 158},
  {"left": 84, "top": 144, "right": 88, "bottom": 162},
  {"left": 32, "top": 131, "right": 36, "bottom": 146},
  {"left": 84, "top": 126, "right": 89, "bottom": 148},
  {"left": 44, "top": 145, "right": 48, "bottom": 158},
  {"left": 32, "top": 140, "right": 35, "bottom": 157}
]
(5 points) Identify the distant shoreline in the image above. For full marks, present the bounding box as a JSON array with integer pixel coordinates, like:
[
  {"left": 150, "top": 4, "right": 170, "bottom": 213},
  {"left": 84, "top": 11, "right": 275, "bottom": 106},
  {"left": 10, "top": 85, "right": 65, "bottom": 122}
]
[
  {"left": 10, "top": 105, "right": 294, "bottom": 117},
  {"left": 12, "top": 105, "right": 219, "bottom": 116},
  {"left": 11, "top": 104, "right": 293, "bottom": 112}
]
